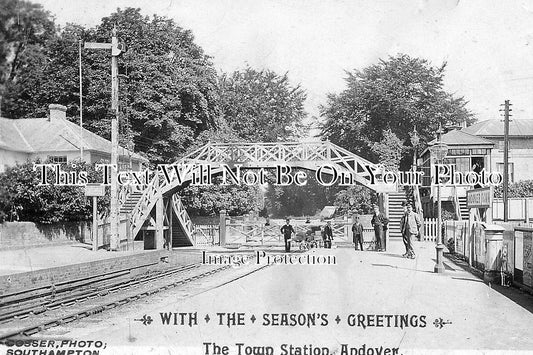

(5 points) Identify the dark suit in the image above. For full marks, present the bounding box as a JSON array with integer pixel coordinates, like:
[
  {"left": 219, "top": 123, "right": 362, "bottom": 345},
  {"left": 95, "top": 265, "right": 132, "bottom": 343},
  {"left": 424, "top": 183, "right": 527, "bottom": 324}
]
[
  {"left": 280, "top": 224, "right": 295, "bottom": 252},
  {"left": 323, "top": 224, "right": 333, "bottom": 249},
  {"left": 371, "top": 213, "right": 388, "bottom": 251},
  {"left": 352, "top": 222, "right": 364, "bottom": 250}
]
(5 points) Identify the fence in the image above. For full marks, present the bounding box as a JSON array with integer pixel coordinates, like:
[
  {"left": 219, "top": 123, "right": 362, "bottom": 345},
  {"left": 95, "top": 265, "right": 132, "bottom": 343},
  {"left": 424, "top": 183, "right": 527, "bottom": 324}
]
[
  {"left": 221, "top": 217, "right": 378, "bottom": 248},
  {"left": 97, "top": 215, "right": 131, "bottom": 250},
  {"left": 423, "top": 218, "right": 437, "bottom": 242},
  {"left": 443, "top": 220, "right": 469, "bottom": 255},
  {"left": 421, "top": 218, "right": 469, "bottom": 245},
  {"left": 193, "top": 224, "right": 219, "bottom": 247},
  {"left": 226, "top": 223, "right": 283, "bottom": 245},
  {"left": 195, "top": 217, "right": 449, "bottom": 247},
  {"left": 442, "top": 220, "right": 500, "bottom": 271}
]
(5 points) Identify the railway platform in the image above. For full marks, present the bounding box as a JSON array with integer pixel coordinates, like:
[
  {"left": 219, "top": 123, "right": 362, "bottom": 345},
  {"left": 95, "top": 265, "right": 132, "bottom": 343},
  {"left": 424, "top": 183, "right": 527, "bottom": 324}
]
[{"left": 0, "top": 243, "right": 207, "bottom": 296}]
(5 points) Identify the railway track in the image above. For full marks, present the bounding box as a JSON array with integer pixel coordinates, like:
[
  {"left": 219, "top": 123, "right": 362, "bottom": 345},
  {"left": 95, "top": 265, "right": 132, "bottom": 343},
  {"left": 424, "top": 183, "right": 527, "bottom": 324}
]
[{"left": 0, "top": 263, "right": 231, "bottom": 340}]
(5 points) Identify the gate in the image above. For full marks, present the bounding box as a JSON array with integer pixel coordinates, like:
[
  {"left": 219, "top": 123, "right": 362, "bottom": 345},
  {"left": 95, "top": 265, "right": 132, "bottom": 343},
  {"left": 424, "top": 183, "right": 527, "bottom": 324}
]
[
  {"left": 193, "top": 224, "right": 219, "bottom": 246},
  {"left": 226, "top": 223, "right": 283, "bottom": 245}
]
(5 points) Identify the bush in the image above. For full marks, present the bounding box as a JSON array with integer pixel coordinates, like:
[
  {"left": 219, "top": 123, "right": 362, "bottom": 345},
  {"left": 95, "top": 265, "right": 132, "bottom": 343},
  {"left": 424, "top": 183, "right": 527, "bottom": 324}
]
[
  {"left": 0, "top": 159, "right": 109, "bottom": 224},
  {"left": 494, "top": 180, "right": 533, "bottom": 198}
]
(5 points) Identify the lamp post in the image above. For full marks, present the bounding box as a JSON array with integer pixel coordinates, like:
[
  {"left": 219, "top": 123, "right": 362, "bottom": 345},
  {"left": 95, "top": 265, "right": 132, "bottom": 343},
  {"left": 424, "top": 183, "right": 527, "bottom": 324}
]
[
  {"left": 429, "top": 125, "right": 448, "bottom": 273},
  {"left": 410, "top": 126, "right": 423, "bottom": 227},
  {"left": 410, "top": 127, "right": 420, "bottom": 171}
]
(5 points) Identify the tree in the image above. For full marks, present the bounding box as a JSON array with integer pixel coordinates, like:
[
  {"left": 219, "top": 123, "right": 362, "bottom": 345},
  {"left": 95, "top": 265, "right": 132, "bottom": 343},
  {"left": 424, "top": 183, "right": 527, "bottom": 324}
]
[
  {"left": 0, "top": 0, "right": 57, "bottom": 95},
  {"left": 264, "top": 170, "right": 339, "bottom": 218},
  {"left": 178, "top": 180, "right": 262, "bottom": 216},
  {"left": 334, "top": 186, "right": 376, "bottom": 216},
  {"left": 320, "top": 54, "right": 474, "bottom": 166},
  {"left": 3, "top": 7, "right": 220, "bottom": 164},
  {"left": 177, "top": 120, "right": 265, "bottom": 217},
  {"left": 181, "top": 67, "right": 309, "bottom": 217},
  {"left": 370, "top": 129, "right": 405, "bottom": 171},
  {"left": 218, "top": 67, "right": 307, "bottom": 142}
]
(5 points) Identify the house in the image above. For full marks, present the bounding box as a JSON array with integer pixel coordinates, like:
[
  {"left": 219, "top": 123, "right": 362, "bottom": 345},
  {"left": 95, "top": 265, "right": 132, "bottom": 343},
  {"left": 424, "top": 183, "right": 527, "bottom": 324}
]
[
  {"left": 462, "top": 119, "right": 533, "bottom": 183},
  {"left": 0, "top": 104, "right": 148, "bottom": 173}
]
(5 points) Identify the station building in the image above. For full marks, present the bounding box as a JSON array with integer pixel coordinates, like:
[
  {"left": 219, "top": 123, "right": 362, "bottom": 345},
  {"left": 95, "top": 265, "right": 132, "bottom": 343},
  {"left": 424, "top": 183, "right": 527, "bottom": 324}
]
[{"left": 419, "top": 120, "right": 533, "bottom": 220}]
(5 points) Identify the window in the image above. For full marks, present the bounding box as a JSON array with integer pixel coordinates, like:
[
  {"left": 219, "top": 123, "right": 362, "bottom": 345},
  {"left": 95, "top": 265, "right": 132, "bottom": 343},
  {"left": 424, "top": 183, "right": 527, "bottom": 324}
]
[
  {"left": 496, "top": 162, "right": 514, "bottom": 183},
  {"left": 444, "top": 157, "right": 470, "bottom": 172},
  {"left": 48, "top": 155, "right": 67, "bottom": 164},
  {"left": 448, "top": 149, "right": 469, "bottom": 156},
  {"left": 471, "top": 148, "right": 488, "bottom": 155},
  {"left": 456, "top": 157, "right": 471, "bottom": 172}
]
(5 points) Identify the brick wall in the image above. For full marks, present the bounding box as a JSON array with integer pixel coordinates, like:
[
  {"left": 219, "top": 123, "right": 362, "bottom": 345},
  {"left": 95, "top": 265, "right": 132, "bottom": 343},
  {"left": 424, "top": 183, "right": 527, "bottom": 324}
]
[{"left": 0, "top": 221, "right": 90, "bottom": 250}]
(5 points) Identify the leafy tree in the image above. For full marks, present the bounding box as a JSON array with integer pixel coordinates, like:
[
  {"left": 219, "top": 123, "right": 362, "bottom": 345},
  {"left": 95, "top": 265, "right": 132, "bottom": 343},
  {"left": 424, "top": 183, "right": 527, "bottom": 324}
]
[
  {"left": 0, "top": 160, "right": 109, "bottom": 224},
  {"left": 334, "top": 186, "right": 376, "bottom": 216},
  {"left": 178, "top": 179, "right": 262, "bottom": 216},
  {"left": 177, "top": 121, "right": 265, "bottom": 216},
  {"left": 0, "top": 0, "right": 57, "bottom": 94},
  {"left": 320, "top": 54, "right": 474, "bottom": 167},
  {"left": 218, "top": 67, "right": 307, "bottom": 141},
  {"left": 181, "top": 66, "right": 309, "bottom": 217},
  {"left": 3, "top": 7, "right": 220, "bottom": 164},
  {"left": 370, "top": 129, "right": 405, "bottom": 171},
  {"left": 264, "top": 170, "right": 339, "bottom": 218}
]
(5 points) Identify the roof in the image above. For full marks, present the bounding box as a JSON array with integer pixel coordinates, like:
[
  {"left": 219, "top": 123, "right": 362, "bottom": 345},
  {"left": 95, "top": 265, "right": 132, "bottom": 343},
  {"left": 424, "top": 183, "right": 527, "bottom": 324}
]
[
  {"left": 428, "top": 129, "right": 494, "bottom": 146},
  {"left": 0, "top": 117, "right": 147, "bottom": 162},
  {"left": 320, "top": 206, "right": 337, "bottom": 218},
  {"left": 0, "top": 118, "right": 32, "bottom": 152},
  {"left": 462, "top": 119, "right": 533, "bottom": 137}
]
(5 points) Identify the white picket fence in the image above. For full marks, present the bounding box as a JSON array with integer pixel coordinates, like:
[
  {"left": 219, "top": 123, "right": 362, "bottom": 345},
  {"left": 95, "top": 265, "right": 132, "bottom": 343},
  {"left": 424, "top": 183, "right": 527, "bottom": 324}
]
[
  {"left": 422, "top": 218, "right": 470, "bottom": 244},
  {"left": 423, "top": 218, "right": 438, "bottom": 242}
]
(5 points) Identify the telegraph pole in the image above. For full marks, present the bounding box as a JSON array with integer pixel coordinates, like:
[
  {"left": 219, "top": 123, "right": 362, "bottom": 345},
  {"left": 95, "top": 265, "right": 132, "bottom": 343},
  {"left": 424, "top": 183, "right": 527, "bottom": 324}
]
[
  {"left": 85, "top": 26, "right": 124, "bottom": 251},
  {"left": 110, "top": 27, "right": 120, "bottom": 251},
  {"left": 501, "top": 100, "right": 512, "bottom": 222},
  {"left": 79, "top": 39, "right": 84, "bottom": 160}
]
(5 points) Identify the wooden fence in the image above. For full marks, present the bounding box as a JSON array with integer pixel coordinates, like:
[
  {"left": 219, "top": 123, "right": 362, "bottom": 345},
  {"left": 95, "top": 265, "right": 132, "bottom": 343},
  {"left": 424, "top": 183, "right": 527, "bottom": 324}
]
[
  {"left": 195, "top": 217, "right": 449, "bottom": 247},
  {"left": 216, "top": 218, "right": 378, "bottom": 247},
  {"left": 193, "top": 224, "right": 219, "bottom": 247},
  {"left": 423, "top": 218, "right": 438, "bottom": 242},
  {"left": 423, "top": 219, "right": 469, "bottom": 245}
]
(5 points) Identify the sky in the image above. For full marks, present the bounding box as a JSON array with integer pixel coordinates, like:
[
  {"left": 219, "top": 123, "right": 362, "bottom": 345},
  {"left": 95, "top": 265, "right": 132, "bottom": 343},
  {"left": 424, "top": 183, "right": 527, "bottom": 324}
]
[{"left": 35, "top": 0, "right": 533, "bottom": 123}]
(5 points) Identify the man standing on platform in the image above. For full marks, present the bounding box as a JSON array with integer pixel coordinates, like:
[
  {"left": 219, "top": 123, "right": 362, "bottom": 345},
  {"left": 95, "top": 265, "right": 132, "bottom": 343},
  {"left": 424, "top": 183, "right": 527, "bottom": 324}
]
[
  {"left": 401, "top": 203, "right": 421, "bottom": 259},
  {"left": 322, "top": 220, "right": 334, "bottom": 249},
  {"left": 352, "top": 215, "right": 364, "bottom": 251},
  {"left": 400, "top": 202, "right": 408, "bottom": 254},
  {"left": 371, "top": 205, "right": 388, "bottom": 251},
  {"left": 280, "top": 218, "right": 295, "bottom": 252}
]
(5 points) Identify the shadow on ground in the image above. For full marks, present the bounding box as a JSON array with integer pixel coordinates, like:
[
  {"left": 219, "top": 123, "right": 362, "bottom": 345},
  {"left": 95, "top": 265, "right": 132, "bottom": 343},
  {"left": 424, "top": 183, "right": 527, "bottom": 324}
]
[{"left": 446, "top": 253, "right": 533, "bottom": 314}]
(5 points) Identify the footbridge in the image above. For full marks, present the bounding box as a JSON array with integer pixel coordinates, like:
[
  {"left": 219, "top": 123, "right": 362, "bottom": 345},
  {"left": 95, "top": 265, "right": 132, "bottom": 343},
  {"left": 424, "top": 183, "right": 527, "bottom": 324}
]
[{"left": 118, "top": 141, "right": 397, "bottom": 249}]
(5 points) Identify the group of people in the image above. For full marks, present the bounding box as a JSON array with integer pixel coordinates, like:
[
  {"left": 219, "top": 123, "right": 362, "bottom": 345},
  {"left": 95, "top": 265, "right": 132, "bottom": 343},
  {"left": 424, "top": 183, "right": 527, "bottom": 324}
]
[
  {"left": 350, "top": 205, "right": 388, "bottom": 252},
  {"left": 280, "top": 219, "right": 334, "bottom": 252},
  {"left": 280, "top": 201, "right": 421, "bottom": 257}
]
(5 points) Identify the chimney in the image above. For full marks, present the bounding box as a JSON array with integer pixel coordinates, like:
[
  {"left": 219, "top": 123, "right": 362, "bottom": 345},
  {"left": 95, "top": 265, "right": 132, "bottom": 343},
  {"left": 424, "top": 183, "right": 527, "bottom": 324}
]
[{"left": 48, "top": 104, "right": 67, "bottom": 121}]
